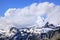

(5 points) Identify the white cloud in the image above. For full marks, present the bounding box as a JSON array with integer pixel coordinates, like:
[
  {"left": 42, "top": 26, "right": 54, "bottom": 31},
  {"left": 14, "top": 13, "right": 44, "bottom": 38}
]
[
  {"left": 45, "top": 6, "right": 60, "bottom": 26},
  {"left": 0, "top": 2, "right": 60, "bottom": 31}
]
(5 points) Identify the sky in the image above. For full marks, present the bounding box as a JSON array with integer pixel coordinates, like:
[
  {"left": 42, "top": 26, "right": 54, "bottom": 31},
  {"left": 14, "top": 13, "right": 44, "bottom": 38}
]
[
  {"left": 0, "top": 0, "right": 60, "bottom": 31},
  {"left": 0, "top": 0, "right": 60, "bottom": 16}
]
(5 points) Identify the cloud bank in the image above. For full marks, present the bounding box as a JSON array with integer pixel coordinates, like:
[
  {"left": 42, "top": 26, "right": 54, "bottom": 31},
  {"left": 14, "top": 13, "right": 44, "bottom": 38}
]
[{"left": 0, "top": 2, "right": 60, "bottom": 31}]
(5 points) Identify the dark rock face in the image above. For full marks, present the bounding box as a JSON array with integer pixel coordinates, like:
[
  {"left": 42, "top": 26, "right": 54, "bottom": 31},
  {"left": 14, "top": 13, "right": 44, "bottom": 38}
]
[{"left": 0, "top": 22, "right": 60, "bottom": 40}]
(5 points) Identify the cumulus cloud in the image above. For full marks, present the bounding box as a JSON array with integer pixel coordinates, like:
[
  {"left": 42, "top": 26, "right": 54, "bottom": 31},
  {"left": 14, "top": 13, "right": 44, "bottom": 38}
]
[
  {"left": 45, "top": 6, "right": 60, "bottom": 26},
  {"left": 0, "top": 2, "right": 60, "bottom": 31}
]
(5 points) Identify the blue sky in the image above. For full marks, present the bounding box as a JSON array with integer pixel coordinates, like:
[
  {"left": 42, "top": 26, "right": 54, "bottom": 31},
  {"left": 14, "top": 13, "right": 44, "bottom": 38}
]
[{"left": 0, "top": 0, "right": 60, "bottom": 16}]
